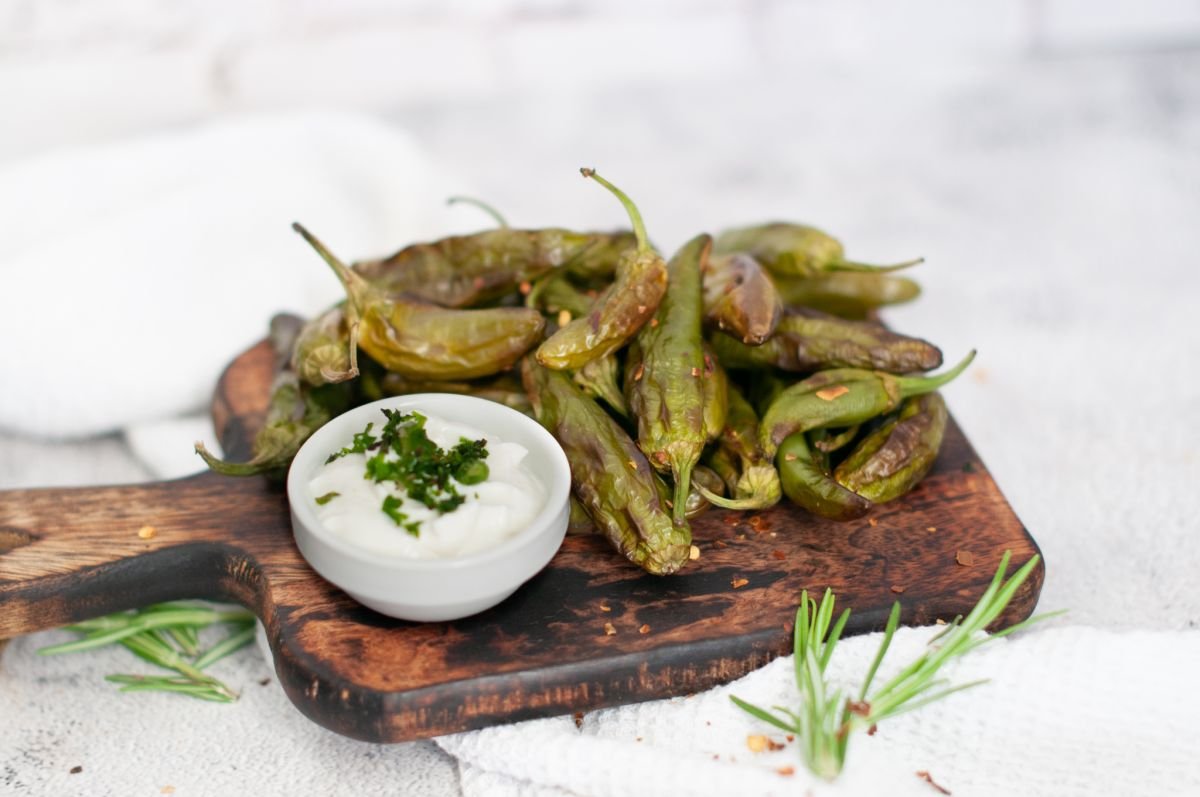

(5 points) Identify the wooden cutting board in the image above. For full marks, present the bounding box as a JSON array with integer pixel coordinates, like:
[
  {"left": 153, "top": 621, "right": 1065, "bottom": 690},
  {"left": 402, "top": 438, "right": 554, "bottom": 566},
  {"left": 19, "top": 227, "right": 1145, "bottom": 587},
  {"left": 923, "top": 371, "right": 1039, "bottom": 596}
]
[{"left": 0, "top": 339, "right": 1043, "bottom": 743}]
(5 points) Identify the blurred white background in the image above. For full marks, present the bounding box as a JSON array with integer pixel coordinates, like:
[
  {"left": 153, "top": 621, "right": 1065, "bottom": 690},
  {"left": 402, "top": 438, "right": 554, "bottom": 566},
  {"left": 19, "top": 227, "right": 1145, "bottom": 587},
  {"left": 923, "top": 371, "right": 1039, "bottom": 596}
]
[{"left": 2, "top": 3, "right": 1199, "bottom": 795}]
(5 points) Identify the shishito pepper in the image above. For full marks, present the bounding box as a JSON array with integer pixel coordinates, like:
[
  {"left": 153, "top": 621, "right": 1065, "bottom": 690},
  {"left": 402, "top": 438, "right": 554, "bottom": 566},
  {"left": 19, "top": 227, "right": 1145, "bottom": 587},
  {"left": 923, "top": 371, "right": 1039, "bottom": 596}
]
[
  {"left": 536, "top": 170, "right": 668, "bottom": 370},
  {"left": 522, "top": 358, "right": 690, "bottom": 575},
  {"left": 353, "top": 228, "right": 637, "bottom": 309},
  {"left": 701, "top": 252, "right": 783, "bottom": 345},
  {"left": 295, "top": 223, "right": 545, "bottom": 380},
  {"left": 772, "top": 272, "right": 921, "bottom": 319},
  {"left": 714, "top": 222, "right": 921, "bottom": 278},
  {"left": 711, "top": 307, "right": 943, "bottom": 374},
  {"left": 695, "top": 382, "right": 780, "bottom": 511},
  {"left": 196, "top": 340, "right": 356, "bottom": 481},
  {"left": 626, "top": 234, "right": 727, "bottom": 524},
  {"left": 835, "top": 392, "right": 948, "bottom": 502},
  {"left": 759, "top": 351, "right": 975, "bottom": 458},
  {"left": 777, "top": 432, "right": 873, "bottom": 521},
  {"left": 572, "top": 353, "right": 628, "bottom": 418},
  {"left": 291, "top": 303, "right": 359, "bottom": 386}
]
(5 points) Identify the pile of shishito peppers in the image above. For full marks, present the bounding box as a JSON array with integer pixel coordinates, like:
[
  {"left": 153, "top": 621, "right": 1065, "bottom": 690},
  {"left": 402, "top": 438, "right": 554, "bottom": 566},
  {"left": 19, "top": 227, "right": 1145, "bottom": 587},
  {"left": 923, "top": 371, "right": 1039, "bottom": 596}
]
[{"left": 198, "top": 169, "right": 974, "bottom": 576}]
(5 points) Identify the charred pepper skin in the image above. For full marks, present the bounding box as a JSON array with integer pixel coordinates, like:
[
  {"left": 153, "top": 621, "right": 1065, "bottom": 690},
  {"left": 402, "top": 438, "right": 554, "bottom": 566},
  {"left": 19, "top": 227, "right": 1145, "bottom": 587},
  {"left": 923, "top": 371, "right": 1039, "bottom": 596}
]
[
  {"left": 295, "top": 223, "right": 545, "bottom": 381},
  {"left": 701, "top": 252, "right": 783, "bottom": 345},
  {"left": 714, "top": 222, "right": 921, "bottom": 278},
  {"left": 777, "top": 432, "right": 873, "bottom": 521},
  {"left": 536, "top": 170, "right": 668, "bottom": 370},
  {"left": 835, "top": 392, "right": 948, "bottom": 502},
  {"left": 353, "top": 228, "right": 638, "bottom": 309},
  {"left": 759, "top": 351, "right": 975, "bottom": 459},
  {"left": 626, "top": 234, "right": 726, "bottom": 524},
  {"left": 522, "top": 357, "right": 691, "bottom": 576},
  {"left": 711, "top": 307, "right": 943, "bottom": 374}
]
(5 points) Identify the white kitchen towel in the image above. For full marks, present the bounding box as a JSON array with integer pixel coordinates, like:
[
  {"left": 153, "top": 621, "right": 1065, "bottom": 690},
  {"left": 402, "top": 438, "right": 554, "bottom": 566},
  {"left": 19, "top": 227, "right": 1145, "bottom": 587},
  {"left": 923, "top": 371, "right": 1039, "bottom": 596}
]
[
  {"left": 438, "top": 625, "right": 1200, "bottom": 797},
  {"left": 0, "top": 110, "right": 468, "bottom": 441}
]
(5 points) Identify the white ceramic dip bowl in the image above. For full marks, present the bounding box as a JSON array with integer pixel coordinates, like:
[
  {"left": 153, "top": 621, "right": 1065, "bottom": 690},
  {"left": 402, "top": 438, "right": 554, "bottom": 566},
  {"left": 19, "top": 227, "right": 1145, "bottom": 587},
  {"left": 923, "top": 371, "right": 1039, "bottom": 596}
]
[{"left": 287, "top": 394, "right": 570, "bottom": 622}]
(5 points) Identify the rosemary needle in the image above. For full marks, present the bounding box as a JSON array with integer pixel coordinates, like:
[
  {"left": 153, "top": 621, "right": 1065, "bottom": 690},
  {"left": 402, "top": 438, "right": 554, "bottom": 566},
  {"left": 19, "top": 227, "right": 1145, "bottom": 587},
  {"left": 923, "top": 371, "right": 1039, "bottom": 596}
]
[
  {"left": 732, "top": 551, "right": 1060, "bottom": 781},
  {"left": 39, "top": 603, "right": 257, "bottom": 703}
]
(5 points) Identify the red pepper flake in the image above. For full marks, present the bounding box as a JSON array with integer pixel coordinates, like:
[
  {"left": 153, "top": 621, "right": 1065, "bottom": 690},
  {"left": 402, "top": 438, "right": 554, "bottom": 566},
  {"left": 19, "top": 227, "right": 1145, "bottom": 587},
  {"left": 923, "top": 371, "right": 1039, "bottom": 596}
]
[
  {"left": 714, "top": 539, "right": 728, "bottom": 548},
  {"left": 633, "top": 363, "right": 645, "bottom": 381},
  {"left": 519, "top": 281, "right": 532, "bottom": 295},
  {"left": 704, "top": 353, "right": 714, "bottom": 371},
  {"left": 691, "top": 366, "right": 701, "bottom": 377},
  {"left": 639, "top": 624, "right": 651, "bottom": 634},
  {"left": 723, "top": 514, "right": 740, "bottom": 526},
  {"left": 785, "top": 734, "right": 794, "bottom": 742},
  {"left": 573, "top": 711, "right": 585, "bottom": 728},
  {"left": 926, "top": 526, "right": 938, "bottom": 532},
  {"left": 731, "top": 577, "right": 749, "bottom": 589},
  {"left": 137, "top": 525, "right": 157, "bottom": 540},
  {"left": 599, "top": 602, "right": 611, "bottom": 612},
  {"left": 868, "top": 518, "right": 878, "bottom": 527},
  {"left": 736, "top": 533, "right": 746, "bottom": 540},
  {"left": 846, "top": 699, "right": 871, "bottom": 717},
  {"left": 955, "top": 550, "right": 975, "bottom": 567},
  {"left": 627, "top": 460, "right": 638, "bottom": 470},
  {"left": 891, "top": 584, "right": 906, "bottom": 594},
  {"left": 771, "top": 549, "right": 786, "bottom": 560},
  {"left": 916, "top": 771, "right": 952, "bottom": 795},
  {"left": 603, "top": 622, "right": 617, "bottom": 636},
  {"left": 783, "top": 453, "right": 797, "bottom": 462},
  {"left": 867, "top": 723, "right": 878, "bottom": 735},
  {"left": 472, "top": 276, "right": 486, "bottom": 289},
  {"left": 776, "top": 766, "right": 795, "bottom": 777},
  {"left": 637, "top": 304, "right": 647, "bottom": 314},
  {"left": 815, "top": 385, "right": 850, "bottom": 401},
  {"left": 650, "top": 318, "right": 659, "bottom": 327},
  {"left": 747, "top": 515, "right": 763, "bottom": 528}
]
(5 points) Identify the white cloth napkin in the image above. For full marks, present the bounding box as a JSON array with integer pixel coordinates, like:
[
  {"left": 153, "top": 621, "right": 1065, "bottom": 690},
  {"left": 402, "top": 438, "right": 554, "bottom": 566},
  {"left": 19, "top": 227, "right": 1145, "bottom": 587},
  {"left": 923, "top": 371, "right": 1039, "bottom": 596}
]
[
  {"left": 0, "top": 110, "right": 468, "bottom": 442},
  {"left": 439, "top": 625, "right": 1200, "bottom": 797}
]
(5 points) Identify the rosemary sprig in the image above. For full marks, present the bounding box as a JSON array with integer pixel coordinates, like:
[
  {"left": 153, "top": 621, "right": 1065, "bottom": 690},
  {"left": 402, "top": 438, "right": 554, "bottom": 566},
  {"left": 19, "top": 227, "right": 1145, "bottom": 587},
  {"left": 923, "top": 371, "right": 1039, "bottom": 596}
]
[
  {"left": 732, "top": 551, "right": 1060, "bottom": 781},
  {"left": 39, "top": 603, "right": 257, "bottom": 703}
]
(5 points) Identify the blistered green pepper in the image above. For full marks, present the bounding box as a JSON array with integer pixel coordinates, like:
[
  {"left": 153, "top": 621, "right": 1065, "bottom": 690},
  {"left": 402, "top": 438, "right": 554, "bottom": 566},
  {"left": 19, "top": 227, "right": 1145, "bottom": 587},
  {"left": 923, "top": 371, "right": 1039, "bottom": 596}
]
[
  {"left": 835, "top": 392, "right": 948, "bottom": 502},
  {"left": 353, "top": 227, "right": 636, "bottom": 309},
  {"left": 694, "top": 382, "right": 781, "bottom": 511},
  {"left": 773, "top": 272, "right": 921, "bottom": 319},
  {"left": 711, "top": 307, "right": 943, "bottom": 374},
  {"left": 380, "top": 370, "right": 531, "bottom": 415},
  {"left": 714, "top": 223, "right": 921, "bottom": 278},
  {"left": 573, "top": 353, "right": 628, "bottom": 418},
  {"left": 522, "top": 358, "right": 690, "bottom": 575},
  {"left": 701, "top": 252, "right": 783, "bottom": 345},
  {"left": 295, "top": 223, "right": 545, "bottom": 380},
  {"left": 536, "top": 170, "right": 668, "bottom": 370},
  {"left": 626, "top": 234, "right": 726, "bottom": 523},
  {"left": 759, "top": 351, "right": 975, "bottom": 458},
  {"left": 291, "top": 303, "right": 360, "bottom": 386},
  {"left": 777, "top": 432, "right": 873, "bottom": 521}
]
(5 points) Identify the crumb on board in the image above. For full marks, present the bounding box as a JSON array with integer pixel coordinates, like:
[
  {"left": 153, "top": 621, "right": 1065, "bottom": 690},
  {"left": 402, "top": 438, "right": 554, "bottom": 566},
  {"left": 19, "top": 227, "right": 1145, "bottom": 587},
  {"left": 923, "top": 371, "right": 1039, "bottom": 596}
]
[
  {"left": 891, "top": 585, "right": 906, "bottom": 594},
  {"left": 599, "top": 602, "right": 611, "bottom": 612},
  {"left": 603, "top": 622, "right": 616, "bottom": 636},
  {"left": 955, "top": 550, "right": 975, "bottom": 567},
  {"left": 573, "top": 712, "right": 584, "bottom": 729},
  {"left": 868, "top": 518, "right": 878, "bottom": 527},
  {"left": 714, "top": 539, "right": 728, "bottom": 548},
  {"left": 137, "top": 525, "right": 157, "bottom": 540},
  {"left": 731, "top": 578, "right": 749, "bottom": 589},
  {"left": 936, "top": 618, "right": 947, "bottom": 625},
  {"left": 771, "top": 549, "right": 786, "bottom": 560},
  {"left": 69, "top": 766, "right": 82, "bottom": 775},
  {"left": 689, "top": 545, "right": 700, "bottom": 560},
  {"left": 258, "top": 678, "right": 270, "bottom": 686},
  {"left": 746, "top": 734, "right": 767, "bottom": 753},
  {"left": 926, "top": 526, "right": 938, "bottom": 532},
  {"left": 639, "top": 624, "right": 651, "bottom": 634}
]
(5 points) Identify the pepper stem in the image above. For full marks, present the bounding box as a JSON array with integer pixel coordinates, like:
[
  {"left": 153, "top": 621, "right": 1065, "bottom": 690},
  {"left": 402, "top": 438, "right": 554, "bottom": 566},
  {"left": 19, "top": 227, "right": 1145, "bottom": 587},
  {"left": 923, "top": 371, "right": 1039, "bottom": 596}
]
[
  {"left": 292, "top": 222, "right": 371, "bottom": 314},
  {"left": 895, "top": 349, "right": 976, "bottom": 397},
  {"left": 447, "top": 196, "right": 509, "bottom": 228},
  {"left": 193, "top": 441, "right": 272, "bottom": 477},
  {"left": 695, "top": 463, "right": 782, "bottom": 511},
  {"left": 672, "top": 459, "right": 695, "bottom": 525},
  {"left": 832, "top": 257, "right": 924, "bottom": 274},
  {"left": 580, "top": 168, "right": 649, "bottom": 253}
]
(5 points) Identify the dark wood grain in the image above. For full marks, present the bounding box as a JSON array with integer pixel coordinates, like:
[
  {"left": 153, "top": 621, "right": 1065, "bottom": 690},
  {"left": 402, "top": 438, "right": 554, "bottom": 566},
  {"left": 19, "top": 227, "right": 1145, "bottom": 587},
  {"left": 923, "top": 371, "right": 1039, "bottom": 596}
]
[{"left": 0, "top": 339, "right": 1042, "bottom": 742}]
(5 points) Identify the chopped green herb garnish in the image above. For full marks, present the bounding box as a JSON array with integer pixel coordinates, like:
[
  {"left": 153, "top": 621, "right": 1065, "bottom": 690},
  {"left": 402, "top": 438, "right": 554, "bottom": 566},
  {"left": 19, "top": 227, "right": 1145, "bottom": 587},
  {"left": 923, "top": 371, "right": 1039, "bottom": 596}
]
[
  {"left": 329, "top": 409, "right": 490, "bottom": 536},
  {"left": 314, "top": 491, "right": 340, "bottom": 506}
]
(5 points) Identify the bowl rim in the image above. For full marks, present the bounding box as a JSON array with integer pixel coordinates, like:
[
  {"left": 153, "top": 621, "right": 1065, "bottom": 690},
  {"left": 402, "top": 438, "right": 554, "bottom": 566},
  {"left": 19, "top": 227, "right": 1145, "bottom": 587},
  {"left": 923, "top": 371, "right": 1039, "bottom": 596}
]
[{"left": 286, "top": 392, "right": 571, "bottom": 572}]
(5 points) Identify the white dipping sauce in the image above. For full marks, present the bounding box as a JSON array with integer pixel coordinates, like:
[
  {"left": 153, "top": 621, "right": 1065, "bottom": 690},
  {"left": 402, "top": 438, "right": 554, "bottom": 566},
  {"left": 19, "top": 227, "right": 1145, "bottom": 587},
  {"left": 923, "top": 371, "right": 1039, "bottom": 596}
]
[{"left": 308, "top": 413, "right": 546, "bottom": 559}]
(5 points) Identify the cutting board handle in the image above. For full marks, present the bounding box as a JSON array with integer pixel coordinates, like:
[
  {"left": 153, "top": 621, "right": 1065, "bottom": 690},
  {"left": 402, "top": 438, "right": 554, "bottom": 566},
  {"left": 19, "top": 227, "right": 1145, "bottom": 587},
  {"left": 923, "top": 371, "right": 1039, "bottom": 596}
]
[{"left": 0, "top": 470, "right": 287, "bottom": 638}]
